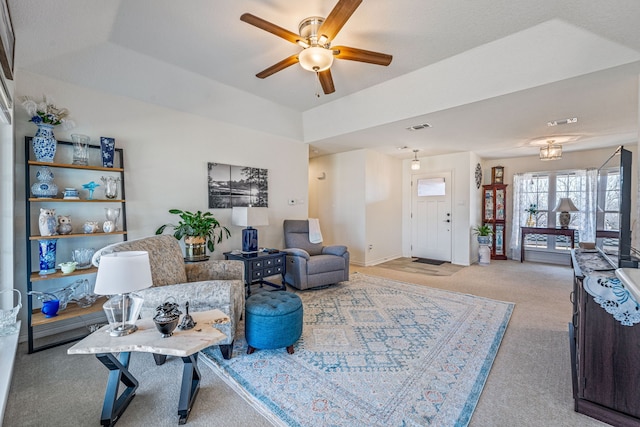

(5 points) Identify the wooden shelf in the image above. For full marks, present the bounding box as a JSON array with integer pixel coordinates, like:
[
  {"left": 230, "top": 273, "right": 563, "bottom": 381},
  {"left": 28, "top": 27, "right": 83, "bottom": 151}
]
[
  {"left": 29, "top": 231, "right": 126, "bottom": 240},
  {"left": 27, "top": 160, "right": 123, "bottom": 172},
  {"left": 30, "top": 266, "right": 97, "bottom": 282},
  {"left": 31, "top": 296, "right": 107, "bottom": 326},
  {"left": 29, "top": 198, "right": 125, "bottom": 203}
]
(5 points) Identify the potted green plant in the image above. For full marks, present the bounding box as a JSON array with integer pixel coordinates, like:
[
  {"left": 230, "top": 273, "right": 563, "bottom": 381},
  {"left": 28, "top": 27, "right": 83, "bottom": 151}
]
[
  {"left": 473, "top": 224, "right": 493, "bottom": 265},
  {"left": 156, "top": 209, "right": 231, "bottom": 260},
  {"left": 473, "top": 224, "right": 493, "bottom": 245}
]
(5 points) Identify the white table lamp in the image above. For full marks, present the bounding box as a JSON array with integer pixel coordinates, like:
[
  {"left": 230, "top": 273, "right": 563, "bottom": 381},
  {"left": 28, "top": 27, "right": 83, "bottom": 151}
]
[
  {"left": 94, "top": 251, "right": 153, "bottom": 336},
  {"left": 554, "top": 198, "right": 579, "bottom": 229},
  {"left": 231, "top": 207, "right": 269, "bottom": 253}
]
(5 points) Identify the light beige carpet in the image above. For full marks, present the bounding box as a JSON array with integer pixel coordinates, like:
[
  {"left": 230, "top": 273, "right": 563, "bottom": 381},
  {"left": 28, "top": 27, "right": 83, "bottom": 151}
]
[{"left": 4, "top": 260, "right": 607, "bottom": 426}]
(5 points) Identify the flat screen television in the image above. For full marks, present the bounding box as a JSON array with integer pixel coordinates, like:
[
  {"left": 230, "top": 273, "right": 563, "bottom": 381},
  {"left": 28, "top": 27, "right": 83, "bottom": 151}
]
[{"left": 596, "top": 145, "right": 638, "bottom": 268}]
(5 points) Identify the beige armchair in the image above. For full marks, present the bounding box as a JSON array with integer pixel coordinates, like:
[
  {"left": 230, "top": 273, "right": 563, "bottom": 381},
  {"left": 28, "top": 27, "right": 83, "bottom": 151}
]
[{"left": 92, "top": 234, "right": 244, "bottom": 359}]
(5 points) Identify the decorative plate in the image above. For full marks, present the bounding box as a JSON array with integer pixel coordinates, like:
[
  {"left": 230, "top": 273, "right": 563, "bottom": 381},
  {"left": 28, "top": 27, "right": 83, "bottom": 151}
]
[{"left": 475, "top": 163, "right": 482, "bottom": 188}]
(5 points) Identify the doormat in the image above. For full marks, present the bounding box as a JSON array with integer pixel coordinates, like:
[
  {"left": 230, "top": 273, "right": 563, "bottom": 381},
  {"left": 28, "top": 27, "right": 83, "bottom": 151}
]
[
  {"left": 201, "top": 273, "right": 514, "bottom": 426},
  {"left": 413, "top": 257, "right": 445, "bottom": 265}
]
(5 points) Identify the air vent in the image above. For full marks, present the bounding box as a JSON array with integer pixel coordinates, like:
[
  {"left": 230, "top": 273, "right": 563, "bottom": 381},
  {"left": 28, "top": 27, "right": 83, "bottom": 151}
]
[
  {"left": 406, "top": 123, "right": 432, "bottom": 131},
  {"left": 547, "top": 117, "right": 578, "bottom": 127}
]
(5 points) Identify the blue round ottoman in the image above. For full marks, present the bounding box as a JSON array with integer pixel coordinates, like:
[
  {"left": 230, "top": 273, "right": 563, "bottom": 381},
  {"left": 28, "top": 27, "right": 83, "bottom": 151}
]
[{"left": 245, "top": 291, "right": 303, "bottom": 354}]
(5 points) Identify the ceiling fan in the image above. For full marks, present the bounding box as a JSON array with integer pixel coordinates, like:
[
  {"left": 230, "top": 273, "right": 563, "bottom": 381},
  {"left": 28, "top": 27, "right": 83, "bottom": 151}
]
[{"left": 240, "top": 0, "right": 392, "bottom": 95}]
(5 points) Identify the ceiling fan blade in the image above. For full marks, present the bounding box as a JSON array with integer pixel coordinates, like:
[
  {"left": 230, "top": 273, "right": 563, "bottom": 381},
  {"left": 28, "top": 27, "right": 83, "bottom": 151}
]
[
  {"left": 318, "top": 0, "right": 362, "bottom": 40},
  {"left": 333, "top": 46, "right": 392, "bottom": 66},
  {"left": 256, "top": 54, "right": 300, "bottom": 79},
  {"left": 318, "top": 69, "right": 335, "bottom": 94},
  {"left": 240, "top": 13, "right": 300, "bottom": 45}
]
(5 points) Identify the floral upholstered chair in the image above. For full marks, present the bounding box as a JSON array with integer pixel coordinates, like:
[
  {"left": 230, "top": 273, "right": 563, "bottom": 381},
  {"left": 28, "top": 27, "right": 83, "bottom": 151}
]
[{"left": 92, "top": 234, "right": 244, "bottom": 359}]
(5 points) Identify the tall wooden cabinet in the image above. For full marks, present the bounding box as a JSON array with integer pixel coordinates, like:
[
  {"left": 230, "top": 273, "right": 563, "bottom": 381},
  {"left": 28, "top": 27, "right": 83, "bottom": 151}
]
[
  {"left": 482, "top": 184, "right": 508, "bottom": 260},
  {"left": 25, "top": 137, "right": 127, "bottom": 353}
]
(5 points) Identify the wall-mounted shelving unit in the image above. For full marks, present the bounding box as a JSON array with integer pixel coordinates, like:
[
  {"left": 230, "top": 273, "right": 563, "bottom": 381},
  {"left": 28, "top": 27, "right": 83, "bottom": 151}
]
[{"left": 24, "top": 137, "right": 127, "bottom": 353}]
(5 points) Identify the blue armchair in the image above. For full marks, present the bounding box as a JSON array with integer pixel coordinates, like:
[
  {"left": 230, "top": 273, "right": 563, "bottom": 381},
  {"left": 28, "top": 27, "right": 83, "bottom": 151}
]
[{"left": 283, "top": 220, "right": 349, "bottom": 290}]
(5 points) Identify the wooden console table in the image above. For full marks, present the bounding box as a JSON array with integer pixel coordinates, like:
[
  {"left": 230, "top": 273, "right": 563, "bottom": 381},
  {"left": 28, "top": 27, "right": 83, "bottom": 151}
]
[{"left": 520, "top": 227, "right": 575, "bottom": 262}]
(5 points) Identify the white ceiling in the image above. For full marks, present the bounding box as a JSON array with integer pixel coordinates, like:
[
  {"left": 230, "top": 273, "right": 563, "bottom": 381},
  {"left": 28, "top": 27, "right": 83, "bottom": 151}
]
[{"left": 9, "top": 0, "right": 640, "bottom": 160}]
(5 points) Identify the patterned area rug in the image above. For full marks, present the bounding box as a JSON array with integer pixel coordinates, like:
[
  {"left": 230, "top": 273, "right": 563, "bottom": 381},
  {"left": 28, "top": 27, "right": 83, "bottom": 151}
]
[{"left": 201, "top": 273, "right": 513, "bottom": 426}]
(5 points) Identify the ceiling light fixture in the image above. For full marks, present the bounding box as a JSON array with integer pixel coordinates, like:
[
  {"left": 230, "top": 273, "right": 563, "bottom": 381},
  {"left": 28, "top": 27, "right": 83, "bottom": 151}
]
[
  {"left": 298, "top": 46, "right": 334, "bottom": 72},
  {"left": 547, "top": 117, "right": 578, "bottom": 127},
  {"left": 411, "top": 149, "right": 420, "bottom": 170},
  {"left": 540, "top": 140, "right": 562, "bottom": 161},
  {"left": 297, "top": 16, "right": 334, "bottom": 73}
]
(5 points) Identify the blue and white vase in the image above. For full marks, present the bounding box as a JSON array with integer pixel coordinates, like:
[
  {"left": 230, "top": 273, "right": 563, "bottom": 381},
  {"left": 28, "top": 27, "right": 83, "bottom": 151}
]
[
  {"left": 38, "top": 238, "right": 58, "bottom": 275},
  {"left": 32, "top": 123, "right": 57, "bottom": 162},
  {"left": 100, "top": 137, "right": 115, "bottom": 168},
  {"left": 31, "top": 166, "right": 59, "bottom": 198}
]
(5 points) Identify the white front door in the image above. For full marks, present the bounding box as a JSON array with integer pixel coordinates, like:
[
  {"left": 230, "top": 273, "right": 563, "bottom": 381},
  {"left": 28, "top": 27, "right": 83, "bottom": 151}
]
[{"left": 411, "top": 171, "right": 452, "bottom": 262}]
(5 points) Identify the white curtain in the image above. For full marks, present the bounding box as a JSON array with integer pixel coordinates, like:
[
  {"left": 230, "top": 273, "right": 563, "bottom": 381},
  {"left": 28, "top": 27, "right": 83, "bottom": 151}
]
[
  {"left": 582, "top": 168, "right": 598, "bottom": 243},
  {"left": 509, "top": 173, "right": 534, "bottom": 259}
]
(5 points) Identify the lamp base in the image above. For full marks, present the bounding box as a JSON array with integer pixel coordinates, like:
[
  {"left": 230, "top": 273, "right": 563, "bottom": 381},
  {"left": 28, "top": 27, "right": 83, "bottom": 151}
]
[
  {"left": 559, "top": 212, "right": 571, "bottom": 229},
  {"left": 102, "top": 293, "right": 144, "bottom": 337},
  {"left": 109, "top": 323, "right": 138, "bottom": 337},
  {"left": 242, "top": 227, "right": 258, "bottom": 252}
]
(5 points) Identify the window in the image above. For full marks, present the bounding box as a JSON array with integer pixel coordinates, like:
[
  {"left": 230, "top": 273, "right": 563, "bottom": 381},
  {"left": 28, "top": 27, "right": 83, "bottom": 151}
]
[
  {"left": 597, "top": 168, "right": 620, "bottom": 231},
  {"left": 520, "top": 171, "right": 593, "bottom": 252}
]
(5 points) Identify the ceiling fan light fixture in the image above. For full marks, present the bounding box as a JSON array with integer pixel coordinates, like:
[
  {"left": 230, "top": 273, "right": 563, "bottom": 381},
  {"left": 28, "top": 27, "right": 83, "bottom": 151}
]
[{"left": 299, "top": 46, "right": 334, "bottom": 72}]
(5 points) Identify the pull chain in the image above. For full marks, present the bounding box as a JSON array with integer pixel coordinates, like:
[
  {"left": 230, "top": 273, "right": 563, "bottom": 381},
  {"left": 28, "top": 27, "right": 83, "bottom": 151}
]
[{"left": 315, "top": 71, "right": 321, "bottom": 98}]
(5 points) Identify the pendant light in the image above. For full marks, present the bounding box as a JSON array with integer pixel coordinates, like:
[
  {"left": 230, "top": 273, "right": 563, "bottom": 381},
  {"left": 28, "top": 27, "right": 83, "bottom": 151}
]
[{"left": 411, "top": 149, "right": 420, "bottom": 170}]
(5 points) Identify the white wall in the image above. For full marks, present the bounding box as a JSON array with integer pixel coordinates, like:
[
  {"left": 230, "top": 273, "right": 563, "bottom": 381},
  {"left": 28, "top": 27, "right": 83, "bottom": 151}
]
[
  {"left": 365, "top": 150, "right": 403, "bottom": 265},
  {"left": 309, "top": 150, "right": 366, "bottom": 264},
  {"left": 309, "top": 149, "right": 402, "bottom": 266},
  {"left": 13, "top": 71, "right": 309, "bottom": 338}
]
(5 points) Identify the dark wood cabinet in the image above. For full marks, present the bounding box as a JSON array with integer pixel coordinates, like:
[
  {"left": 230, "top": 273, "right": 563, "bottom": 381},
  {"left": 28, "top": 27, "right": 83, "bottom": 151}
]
[
  {"left": 224, "top": 251, "right": 286, "bottom": 296},
  {"left": 571, "top": 250, "right": 640, "bottom": 426},
  {"left": 482, "top": 184, "right": 507, "bottom": 259}
]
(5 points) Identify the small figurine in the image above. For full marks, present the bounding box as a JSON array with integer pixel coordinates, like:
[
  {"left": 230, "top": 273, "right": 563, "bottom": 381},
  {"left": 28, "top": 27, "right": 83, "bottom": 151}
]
[
  {"left": 57, "top": 215, "right": 72, "bottom": 235},
  {"left": 83, "top": 221, "right": 100, "bottom": 234},
  {"left": 179, "top": 301, "right": 196, "bottom": 330},
  {"left": 38, "top": 208, "right": 58, "bottom": 236},
  {"left": 82, "top": 181, "right": 100, "bottom": 200},
  {"left": 102, "top": 220, "right": 115, "bottom": 233}
]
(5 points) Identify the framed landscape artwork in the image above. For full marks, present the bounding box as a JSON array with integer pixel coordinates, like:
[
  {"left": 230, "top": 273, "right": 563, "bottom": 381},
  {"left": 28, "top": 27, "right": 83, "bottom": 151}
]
[{"left": 207, "top": 162, "right": 268, "bottom": 208}]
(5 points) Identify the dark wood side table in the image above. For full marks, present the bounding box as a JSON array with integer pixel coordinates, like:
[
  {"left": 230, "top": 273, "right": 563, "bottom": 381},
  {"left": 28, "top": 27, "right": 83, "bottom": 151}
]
[
  {"left": 223, "top": 251, "right": 286, "bottom": 296},
  {"left": 520, "top": 227, "right": 575, "bottom": 262}
]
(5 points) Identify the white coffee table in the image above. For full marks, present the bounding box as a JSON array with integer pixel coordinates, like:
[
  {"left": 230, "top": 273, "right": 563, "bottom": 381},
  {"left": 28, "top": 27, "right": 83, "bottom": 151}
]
[{"left": 68, "top": 309, "right": 228, "bottom": 426}]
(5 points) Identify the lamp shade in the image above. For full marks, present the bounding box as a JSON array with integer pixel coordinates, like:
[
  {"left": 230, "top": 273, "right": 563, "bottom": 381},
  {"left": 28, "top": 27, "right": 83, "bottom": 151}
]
[
  {"left": 298, "top": 46, "right": 334, "bottom": 72},
  {"left": 554, "top": 198, "right": 579, "bottom": 212},
  {"left": 231, "top": 207, "right": 269, "bottom": 227},
  {"left": 93, "top": 251, "right": 153, "bottom": 295}
]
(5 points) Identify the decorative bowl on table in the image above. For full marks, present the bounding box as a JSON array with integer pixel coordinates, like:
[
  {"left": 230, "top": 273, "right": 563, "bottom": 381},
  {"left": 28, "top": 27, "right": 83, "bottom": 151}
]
[
  {"left": 72, "top": 248, "right": 95, "bottom": 269},
  {"left": 153, "top": 301, "right": 182, "bottom": 338}
]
